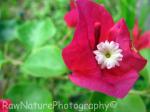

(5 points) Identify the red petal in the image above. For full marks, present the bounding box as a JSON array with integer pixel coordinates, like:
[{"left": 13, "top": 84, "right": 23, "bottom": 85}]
[
  {"left": 70, "top": 0, "right": 76, "bottom": 9},
  {"left": 132, "top": 20, "right": 141, "bottom": 41},
  {"left": 64, "top": 0, "right": 77, "bottom": 28},
  {"left": 132, "top": 20, "right": 143, "bottom": 50},
  {"left": 63, "top": 0, "right": 146, "bottom": 99},
  {"left": 105, "top": 18, "right": 146, "bottom": 80},
  {"left": 103, "top": 51, "right": 147, "bottom": 83},
  {"left": 69, "top": 70, "right": 138, "bottom": 98},
  {"left": 108, "top": 19, "right": 131, "bottom": 50},
  {"left": 76, "top": 0, "right": 114, "bottom": 49},
  {"left": 0, "top": 99, "right": 11, "bottom": 112},
  {"left": 138, "top": 31, "right": 150, "bottom": 50},
  {"left": 63, "top": 5, "right": 101, "bottom": 76},
  {"left": 122, "top": 51, "right": 147, "bottom": 72},
  {"left": 64, "top": 9, "right": 78, "bottom": 28}
]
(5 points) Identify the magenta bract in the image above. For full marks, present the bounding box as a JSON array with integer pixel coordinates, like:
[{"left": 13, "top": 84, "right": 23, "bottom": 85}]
[
  {"left": 132, "top": 20, "right": 150, "bottom": 51},
  {"left": 63, "top": 0, "right": 147, "bottom": 98},
  {"left": 0, "top": 99, "right": 11, "bottom": 112}
]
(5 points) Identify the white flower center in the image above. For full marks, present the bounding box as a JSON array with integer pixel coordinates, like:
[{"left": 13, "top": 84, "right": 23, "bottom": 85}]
[{"left": 93, "top": 41, "right": 123, "bottom": 69}]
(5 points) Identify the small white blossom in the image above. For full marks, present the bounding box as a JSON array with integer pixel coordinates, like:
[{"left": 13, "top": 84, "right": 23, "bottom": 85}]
[{"left": 93, "top": 41, "right": 123, "bottom": 69}]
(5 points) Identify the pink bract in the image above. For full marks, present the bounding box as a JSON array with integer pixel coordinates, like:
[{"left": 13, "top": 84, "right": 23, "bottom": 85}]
[
  {"left": 64, "top": 0, "right": 78, "bottom": 28},
  {"left": 63, "top": 0, "right": 147, "bottom": 98},
  {"left": 132, "top": 20, "right": 150, "bottom": 51},
  {"left": 0, "top": 99, "right": 11, "bottom": 112}
]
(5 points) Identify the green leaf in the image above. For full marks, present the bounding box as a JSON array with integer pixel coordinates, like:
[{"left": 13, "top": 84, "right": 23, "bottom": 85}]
[
  {"left": 134, "top": 75, "right": 149, "bottom": 90},
  {"left": 138, "top": 0, "right": 150, "bottom": 28},
  {"left": 21, "top": 45, "right": 67, "bottom": 77},
  {"left": 56, "top": 0, "right": 68, "bottom": 8},
  {"left": 28, "top": 1, "right": 51, "bottom": 18},
  {"left": 0, "top": 20, "right": 17, "bottom": 43},
  {"left": 140, "top": 49, "right": 150, "bottom": 85},
  {"left": 115, "top": 94, "right": 146, "bottom": 112},
  {"left": 5, "top": 83, "right": 53, "bottom": 112},
  {"left": 90, "top": 92, "right": 116, "bottom": 112},
  {"left": 118, "top": 0, "right": 136, "bottom": 29},
  {"left": 0, "top": 51, "right": 5, "bottom": 68},
  {"left": 17, "top": 18, "right": 56, "bottom": 49}
]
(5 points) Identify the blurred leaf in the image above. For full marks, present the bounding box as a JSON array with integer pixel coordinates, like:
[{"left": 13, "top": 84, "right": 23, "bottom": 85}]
[
  {"left": 5, "top": 83, "right": 53, "bottom": 112},
  {"left": 118, "top": 0, "right": 136, "bottom": 29},
  {"left": 55, "top": 81, "right": 86, "bottom": 102},
  {"left": 90, "top": 92, "right": 116, "bottom": 112},
  {"left": 29, "top": 1, "right": 51, "bottom": 18},
  {"left": 21, "top": 45, "right": 67, "bottom": 77},
  {"left": 97, "top": 0, "right": 117, "bottom": 13},
  {"left": 0, "top": 51, "right": 5, "bottom": 68},
  {"left": 134, "top": 75, "right": 149, "bottom": 90},
  {"left": 0, "top": 20, "right": 17, "bottom": 43},
  {"left": 0, "top": 4, "right": 10, "bottom": 19},
  {"left": 138, "top": 0, "right": 150, "bottom": 28},
  {"left": 115, "top": 94, "right": 146, "bottom": 112},
  {"left": 96, "top": 0, "right": 136, "bottom": 27},
  {"left": 54, "top": 81, "right": 90, "bottom": 112},
  {"left": 140, "top": 49, "right": 150, "bottom": 85},
  {"left": 17, "top": 18, "right": 56, "bottom": 49}
]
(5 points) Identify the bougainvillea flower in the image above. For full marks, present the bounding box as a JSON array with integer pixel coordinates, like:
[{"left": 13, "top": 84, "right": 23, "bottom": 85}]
[
  {"left": 64, "top": 0, "right": 78, "bottom": 27},
  {"left": 62, "top": 0, "right": 147, "bottom": 98},
  {"left": 132, "top": 20, "right": 150, "bottom": 51},
  {"left": 0, "top": 99, "right": 11, "bottom": 112}
]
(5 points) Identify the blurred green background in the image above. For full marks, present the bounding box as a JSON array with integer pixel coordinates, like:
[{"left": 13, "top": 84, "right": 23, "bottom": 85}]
[{"left": 0, "top": 0, "right": 150, "bottom": 112}]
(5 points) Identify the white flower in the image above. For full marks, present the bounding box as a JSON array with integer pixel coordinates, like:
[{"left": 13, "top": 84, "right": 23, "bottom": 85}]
[{"left": 93, "top": 41, "right": 123, "bottom": 69}]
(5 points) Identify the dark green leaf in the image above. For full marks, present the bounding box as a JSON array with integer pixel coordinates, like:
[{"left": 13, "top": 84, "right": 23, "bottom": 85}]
[
  {"left": 90, "top": 92, "right": 116, "bottom": 112},
  {"left": 0, "top": 20, "right": 17, "bottom": 43},
  {"left": 0, "top": 51, "right": 5, "bottom": 68}
]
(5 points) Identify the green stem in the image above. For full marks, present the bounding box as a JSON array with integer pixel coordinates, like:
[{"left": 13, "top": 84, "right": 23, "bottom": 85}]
[{"left": 130, "top": 90, "right": 150, "bottom": 97}]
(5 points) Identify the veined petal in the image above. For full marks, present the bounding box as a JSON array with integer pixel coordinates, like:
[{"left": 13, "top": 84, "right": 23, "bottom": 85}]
[
  {"left": 104, "top": 18, "right": 146, "bottom": 82},
  {"left": 70, "top": 0, "right": 76, "bottom": 9},
  {"left": 103, "top": 49, "right": 147, "bottom": 79},
  {"left": 63, "top": 0, "right": 147, "bottom": 99},
  {"left": 138, "top": 31, "right": 150, "bottom": 50},
  {"left": 108, "top": 19, "right": 131, "bottom": 51},
  {"left": 132, "top": 20, "right": 143, "bottom": 50},
  {"left": 62, "top": 3, "right": 101, "bottom": 76},
  {"left": 64, "top": 9, "right": 78, "bottom": 28},
  {"left": 132, "top": 20, "right": 141, "bottom": 41},
  {"left": 64, "top": 0, "right": 78, "bottom": 28},
  {"left": 76, "top": 0, "right": 114, "bottom": 49},
  {"left": 69, "top": 70, "right": 138, "bottom": 98}
]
